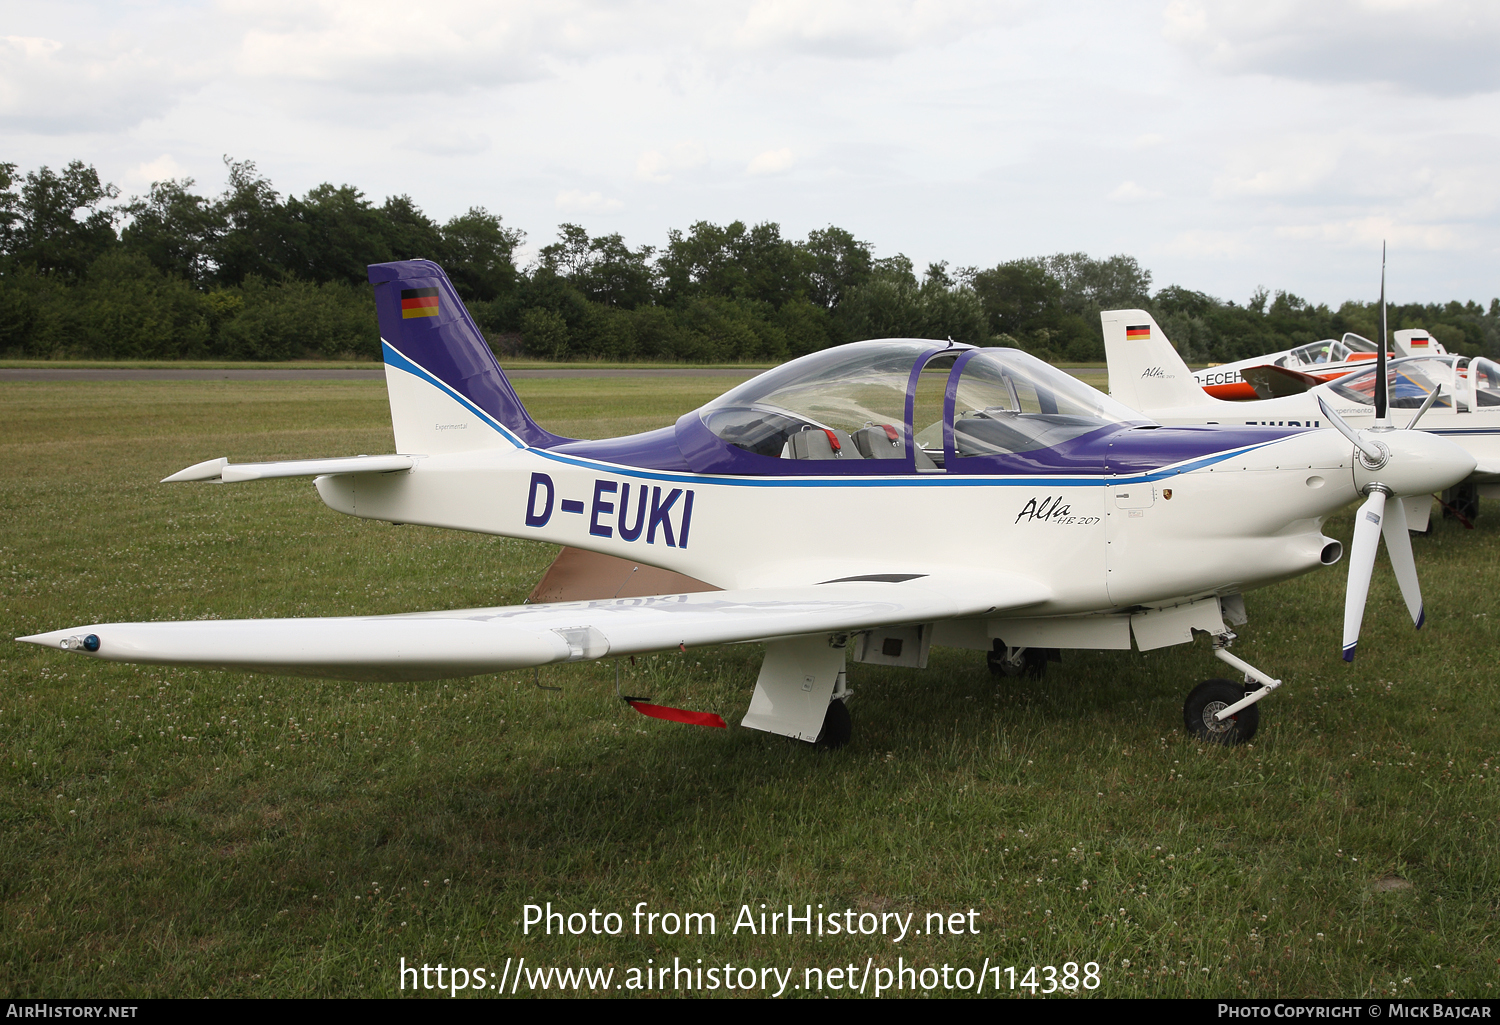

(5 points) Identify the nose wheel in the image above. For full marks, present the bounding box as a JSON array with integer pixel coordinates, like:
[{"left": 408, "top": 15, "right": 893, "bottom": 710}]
[
  {"left": 1183, "top": 678, "right": 1259, "bottom": 745},
  {"left": 1182, "top": 634, "right": 1279, "bottom": 745}
]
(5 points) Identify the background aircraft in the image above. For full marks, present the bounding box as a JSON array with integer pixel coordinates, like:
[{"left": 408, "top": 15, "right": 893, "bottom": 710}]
[
  {"left": 18, "top": 261, "right": 1476, "bottom": 747},
  {"left": 1192, "top": 330, "right": 1443, "bottom": 401},
  {"left": 1104, "top": 311, "right": 1500, "bottom": 531}
]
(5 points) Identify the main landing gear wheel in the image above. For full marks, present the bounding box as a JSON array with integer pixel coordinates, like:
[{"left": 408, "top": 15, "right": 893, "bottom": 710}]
[
  {"left": 987, "top": 647, "right": 1051, "bottom": 679},
  {"left": 1183, "top": 679, "right": 1258, "bottom": 745},
  {"left": 1442, "top": 483, "right": 1480, "bottom": 525},
  {"left": 816, "top": 699, "right": 852, "bottom": 750}
]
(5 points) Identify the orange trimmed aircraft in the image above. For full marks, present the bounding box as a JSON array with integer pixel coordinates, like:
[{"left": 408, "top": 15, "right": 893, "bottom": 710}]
[{"left": 1194, "top": 330, "right": 1445, "bottom": 401}]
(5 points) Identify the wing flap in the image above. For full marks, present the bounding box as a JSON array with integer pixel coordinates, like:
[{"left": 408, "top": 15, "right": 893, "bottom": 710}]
[{"left": 19, "top": 572, "right": 1050, "bottom": 681}]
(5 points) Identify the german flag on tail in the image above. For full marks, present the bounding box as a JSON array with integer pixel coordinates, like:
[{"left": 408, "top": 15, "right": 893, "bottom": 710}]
[
  {"left": 401, "top": 287, "right": 440, "bottom": 319},
  {"left": 1126, "top": 324, "right": 1150, "bottom": 341}
]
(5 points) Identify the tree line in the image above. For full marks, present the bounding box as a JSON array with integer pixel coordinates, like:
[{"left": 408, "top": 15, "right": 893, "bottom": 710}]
[{"left": 2, "top": 158, "right": 1497, "bottom": 364}]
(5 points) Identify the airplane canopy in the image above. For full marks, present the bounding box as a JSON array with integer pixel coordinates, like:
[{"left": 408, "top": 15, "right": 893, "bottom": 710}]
[{"left": 674, "top": 339, "right": 1153, "bottom": 475}]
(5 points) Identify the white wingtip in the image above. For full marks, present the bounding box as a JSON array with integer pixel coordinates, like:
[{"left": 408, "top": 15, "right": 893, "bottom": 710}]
[
  {"left": 162, "top": 457, "right": 228, "bottom": 483},
  {"left": 15, "top": 628, "right": 93, "bottom": 650}
]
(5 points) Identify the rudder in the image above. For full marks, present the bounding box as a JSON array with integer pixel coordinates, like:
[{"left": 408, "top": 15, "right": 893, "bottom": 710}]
[
  {"left": 368, "top": 260, "right": 571, "bottom": 453},
  {"left": 1101, "top": 309, "right": 1213, "bottom": 413}
]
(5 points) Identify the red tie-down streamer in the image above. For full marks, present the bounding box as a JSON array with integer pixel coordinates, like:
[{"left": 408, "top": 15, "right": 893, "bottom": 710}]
[{"left": 617, "top": 649, "right": 727, "bottom": 728}]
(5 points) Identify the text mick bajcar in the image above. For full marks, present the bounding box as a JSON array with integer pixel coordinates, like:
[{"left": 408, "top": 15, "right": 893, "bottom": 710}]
[{"left": 524, "top": 903, "right": 982, "bottom": 943}]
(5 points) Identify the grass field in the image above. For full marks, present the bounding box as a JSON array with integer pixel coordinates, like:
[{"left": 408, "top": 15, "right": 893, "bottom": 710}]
[{"left": 1, "top": 377, "right": 1497, "bottom": 999}]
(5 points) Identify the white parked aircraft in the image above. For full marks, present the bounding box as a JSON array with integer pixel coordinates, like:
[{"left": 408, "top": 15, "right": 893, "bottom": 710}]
[
  {"left": 18, "top": 261, "right": 1477, "bottom": 746},
  {"left": 1104, "top": 312, "right": 1500, "bottom": 535},
  {"left": 1194, "top": 333, "right": 1383, "bottom": 400},
  {"left": 1192, "top": 330, "right": 1444, "bottom": 401}
]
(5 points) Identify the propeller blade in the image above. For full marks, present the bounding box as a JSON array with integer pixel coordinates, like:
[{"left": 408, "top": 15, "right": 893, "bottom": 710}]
[
  {"left": 1343, "top": 489, "right": 1388, "bottom": 662},
  {"left": 1317, "top": 396, "right": 1385, "bottom": 464},
  {"left": 1375, "top": 244, "right": 1388, "bottom": 424},
  {"left": 1406, "top": 385, "right": 1441, "bottom": 429},
  {"left": 1380, "top": 496, "right": 1424, "bottom": 628}
]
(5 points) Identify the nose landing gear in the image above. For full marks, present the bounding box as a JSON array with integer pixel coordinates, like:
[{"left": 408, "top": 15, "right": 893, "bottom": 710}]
[{"left": 1183, "top": 631, "right": 1280, "bottom": 745}]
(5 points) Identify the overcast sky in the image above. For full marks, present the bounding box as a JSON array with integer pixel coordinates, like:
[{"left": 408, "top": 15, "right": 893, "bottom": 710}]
[{"left": 3, "top": 0, "right": 1498, "bottom": 306}]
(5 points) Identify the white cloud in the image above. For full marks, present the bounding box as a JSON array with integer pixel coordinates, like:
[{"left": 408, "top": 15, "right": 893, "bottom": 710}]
[
  {"left": 1161, "top": 0, "right": 1500, "bottom": 95},
  {"left": 731, "top": 0, "right": 1030, "bottom": 58},
  {"left": 1211, "top": 134, "right": 1347, "bottom": 198},
  {"left": 396, "top": 131, "right": 492, "bottom": 157},
  {"left": 555, "top": 189, "right": 623, "bottom": 213},
  {"left": 746, "top": 147, "right": 796, "bottom": 175},
  {"left": 1274, "top": 216, "right": 1467, "bottom": 251},
  {"left": 227, "top": 0, "right": 557, "bottom": 94},
  {"left": 635, "top": 142, "right": 707, "bottom": 183},
  {"left": 1161, "top": 228, "right": 1255, "bottom": 259},
  {"left": 0, "top": 34, "right": 200, "bottom": 133},
  {"left": 1109, "top": 180, "right": 1162, "bottom": 202},
  {"left": 132, "top": 154, "right": 184, "bottom": 187}
]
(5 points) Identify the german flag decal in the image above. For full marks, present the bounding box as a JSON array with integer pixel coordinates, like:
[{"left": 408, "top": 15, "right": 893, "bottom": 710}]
[
  {"left": 1126, "top": 324, "right": 1150, "bottom": 341},
  {"left": 401, "top": 287, "right": 440, "bottom": 319}
]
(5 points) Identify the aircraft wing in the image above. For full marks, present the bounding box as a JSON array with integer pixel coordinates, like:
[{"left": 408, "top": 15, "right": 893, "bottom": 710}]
[
  {"left": 18, "top": 572, "right": 1050, "bottom": 682},
  {"left": 1471, "top": 459, "right": 1500, "bottom": 483},
  {"left": 1241, "top": 364, "right": 1326, "bottom": 400}
]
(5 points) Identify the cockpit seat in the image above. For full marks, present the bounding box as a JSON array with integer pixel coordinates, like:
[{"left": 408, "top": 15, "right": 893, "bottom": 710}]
[
  {"left": 852, "top": 424, "right": 904, "bottom": 459},
  {"left": 786, "top": 426, "right": 858, "bottom": 459}
]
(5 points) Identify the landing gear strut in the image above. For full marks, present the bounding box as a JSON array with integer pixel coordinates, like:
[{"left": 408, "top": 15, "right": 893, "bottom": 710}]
[
  {"left": 1441, "top": 483, "right": 1479, "bottom": 527},
  {"left": 816, "top": 668, "right": 852, "bottom": 750},
  {"left": 1182, "top": 631, "right": 1280, "bottom": 746},
  {"left": 987, "top": 643, "right": 1057, "bottom": 679}
]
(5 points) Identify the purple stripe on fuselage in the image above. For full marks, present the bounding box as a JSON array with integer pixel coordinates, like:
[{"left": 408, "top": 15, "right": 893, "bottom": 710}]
[
  {"left": 1100, "top": 425, "right": 1308, "bottom": 474},
  {"left": 549, "top": 426, "right": 692, "bottom": 471}
]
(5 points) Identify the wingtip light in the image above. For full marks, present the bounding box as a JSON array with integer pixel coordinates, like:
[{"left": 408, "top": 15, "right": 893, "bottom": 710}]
[{"left": 15, "top": 630, "right": 98, "bottom": 652}]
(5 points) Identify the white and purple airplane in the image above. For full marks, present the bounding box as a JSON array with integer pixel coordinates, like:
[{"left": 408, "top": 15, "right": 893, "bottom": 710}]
[{"left": 18, "top": 261, "right": 1476, "bottom": 747}]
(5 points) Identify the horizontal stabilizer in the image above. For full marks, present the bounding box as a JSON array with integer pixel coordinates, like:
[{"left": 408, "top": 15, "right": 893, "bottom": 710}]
[
  {"left": 162, "top": 454, "right": 414, "bottom": 484},
  {"left": 19, "top": 572, "right": 1050, "bottom": 682}
]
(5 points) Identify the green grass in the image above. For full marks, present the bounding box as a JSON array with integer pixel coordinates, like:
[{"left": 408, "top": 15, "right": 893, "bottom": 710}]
[{"left": 1, "top": 380, "right": 1497, "bottom": 999}]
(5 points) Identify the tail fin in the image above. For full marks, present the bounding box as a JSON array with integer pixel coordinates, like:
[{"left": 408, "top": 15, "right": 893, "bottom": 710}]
[
  {"left": 368, "top": 260, "right": 570, "bottom": 453},
  {"left": 1101, "top": 309, "right": 1213, "bottom": 413},
  {"left": 1392, "top": 328, "right": 1444, "bottom": 357}
]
